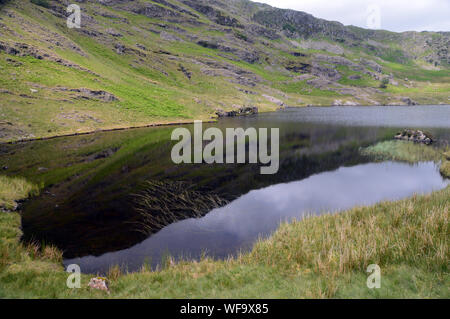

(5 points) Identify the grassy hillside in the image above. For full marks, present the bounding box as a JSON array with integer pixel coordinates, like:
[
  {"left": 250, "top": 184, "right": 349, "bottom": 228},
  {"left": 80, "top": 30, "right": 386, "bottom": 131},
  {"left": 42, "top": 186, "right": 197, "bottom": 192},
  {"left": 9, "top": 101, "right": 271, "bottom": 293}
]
[{"left": 0, "top": 0, "right": 449, "bottom": 142}]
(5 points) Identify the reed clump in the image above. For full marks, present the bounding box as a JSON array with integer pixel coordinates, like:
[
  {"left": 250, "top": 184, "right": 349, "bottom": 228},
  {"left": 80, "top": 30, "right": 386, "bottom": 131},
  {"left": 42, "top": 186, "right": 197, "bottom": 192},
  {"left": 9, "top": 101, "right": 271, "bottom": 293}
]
[{"left": 134, "top": 180, "right": 229, "bottom": 234}]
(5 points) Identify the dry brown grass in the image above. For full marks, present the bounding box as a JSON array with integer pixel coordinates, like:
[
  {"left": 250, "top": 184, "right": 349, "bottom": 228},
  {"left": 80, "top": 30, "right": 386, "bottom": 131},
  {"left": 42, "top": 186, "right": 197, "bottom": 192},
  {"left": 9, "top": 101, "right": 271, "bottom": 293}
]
[{"left": 0, "top": 175, "right": 38, "bottom": 210}]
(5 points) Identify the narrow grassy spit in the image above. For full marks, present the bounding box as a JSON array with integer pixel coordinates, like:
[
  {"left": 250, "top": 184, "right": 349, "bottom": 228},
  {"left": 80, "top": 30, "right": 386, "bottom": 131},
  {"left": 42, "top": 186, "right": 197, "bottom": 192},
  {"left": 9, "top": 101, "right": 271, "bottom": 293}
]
[
  {"left": 0, "top": 173, "right": 448, "bottom": 298},
  {"left": 361, "top": 141, "right": 450, "bottom": 181},
  {"left": 360, "top": 140, "right": 445, "bottom": 163},
  {"left": 441, "top": 160, "right": 450, "bottom": 178}
]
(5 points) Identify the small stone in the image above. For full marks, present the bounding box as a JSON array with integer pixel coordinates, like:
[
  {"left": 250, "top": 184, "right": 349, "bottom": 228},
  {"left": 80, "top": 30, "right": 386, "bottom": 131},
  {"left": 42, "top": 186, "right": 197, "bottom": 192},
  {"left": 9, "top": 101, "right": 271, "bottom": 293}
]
[{"left": 88, "top": 277, "right": 109, "bottom": 293}]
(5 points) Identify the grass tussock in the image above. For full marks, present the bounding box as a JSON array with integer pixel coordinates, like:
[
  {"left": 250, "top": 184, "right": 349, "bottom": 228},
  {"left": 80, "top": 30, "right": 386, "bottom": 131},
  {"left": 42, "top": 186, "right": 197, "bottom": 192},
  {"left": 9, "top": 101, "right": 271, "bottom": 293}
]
[
  {"left": 0, "top": 176, "right": 39, "bottom": 210},
  {"left": 107, "top": 265, "right": 123, "bottom": 282},
  {"left": 440, "top": 161, "right": 450, "bottom": 178}
]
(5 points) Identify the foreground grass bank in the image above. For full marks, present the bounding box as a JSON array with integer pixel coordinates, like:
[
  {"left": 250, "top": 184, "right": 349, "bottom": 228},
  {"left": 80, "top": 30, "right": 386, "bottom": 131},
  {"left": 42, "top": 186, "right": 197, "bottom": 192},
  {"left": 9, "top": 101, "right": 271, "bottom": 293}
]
[
  {"left": 0, "top": 175, "right": 448, "bottom": 298},
  {"left": 441, "top": 152, "right": 450, "bottom": 178}
]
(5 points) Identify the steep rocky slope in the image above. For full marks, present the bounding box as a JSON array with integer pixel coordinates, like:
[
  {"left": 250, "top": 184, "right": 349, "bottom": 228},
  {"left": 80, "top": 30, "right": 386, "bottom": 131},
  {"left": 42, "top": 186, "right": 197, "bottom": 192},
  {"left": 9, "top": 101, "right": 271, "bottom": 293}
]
[{"left": 0, "top": 0, "right": 449, "bottom": 142}]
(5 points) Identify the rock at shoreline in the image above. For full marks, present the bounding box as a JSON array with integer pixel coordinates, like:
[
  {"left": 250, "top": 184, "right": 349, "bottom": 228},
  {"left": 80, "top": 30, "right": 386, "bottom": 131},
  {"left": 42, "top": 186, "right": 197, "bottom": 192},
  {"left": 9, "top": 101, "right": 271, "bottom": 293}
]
[
  {"left": 394, "top": 129, "right": 433, "bottom": 145},
  {"left": 216, "top": 106, "right": 258, "bottom": 118},
  {"left": 401, "top": 97, "right": 419, "bottom": 106}
]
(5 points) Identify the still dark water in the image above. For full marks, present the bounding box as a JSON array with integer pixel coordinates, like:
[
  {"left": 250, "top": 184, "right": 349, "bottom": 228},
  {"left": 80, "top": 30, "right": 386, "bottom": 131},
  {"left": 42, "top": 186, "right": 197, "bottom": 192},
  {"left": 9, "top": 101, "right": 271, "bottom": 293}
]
[{"left": 2, "top": 105, "right": 449, "bottom": 274}]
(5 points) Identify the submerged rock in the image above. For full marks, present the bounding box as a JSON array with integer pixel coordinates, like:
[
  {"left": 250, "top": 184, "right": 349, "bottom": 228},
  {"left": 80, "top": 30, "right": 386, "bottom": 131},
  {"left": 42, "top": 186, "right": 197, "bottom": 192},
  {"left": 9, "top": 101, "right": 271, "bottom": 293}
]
[{"left": 394, "top": 129, "right": 433, "bottom": 145}]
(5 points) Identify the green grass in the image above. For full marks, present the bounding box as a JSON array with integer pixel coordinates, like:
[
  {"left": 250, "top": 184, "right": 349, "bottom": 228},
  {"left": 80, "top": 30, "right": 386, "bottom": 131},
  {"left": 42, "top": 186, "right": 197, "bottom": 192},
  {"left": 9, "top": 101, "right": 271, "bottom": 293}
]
[
  {"left": 0, "top": 172, "right": 448, "bottom": 298},
  {"left": 0, "top": 0, "right": 449, "bottom": 297},
  {"left": 274, "top": 79, "right": 339, "bottom": 97},
  {"left": 381, "top": 60, "right": 450, "bottom": 83},
  {"left": 360, "top": 140, "right": 445, "bottom": 163},
  {"left": 0, "top": 176, "right": 39, "bottom": 210},
  {"left": 444, "top": 151, "right": 450, "bottom": 161}
]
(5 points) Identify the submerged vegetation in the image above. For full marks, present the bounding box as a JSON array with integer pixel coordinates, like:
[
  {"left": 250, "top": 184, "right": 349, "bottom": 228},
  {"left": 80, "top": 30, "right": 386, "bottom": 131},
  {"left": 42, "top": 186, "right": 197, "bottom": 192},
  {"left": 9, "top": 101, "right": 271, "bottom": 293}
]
[{"left": 135, "top": 180, "right": 229, "bottom": 235}]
